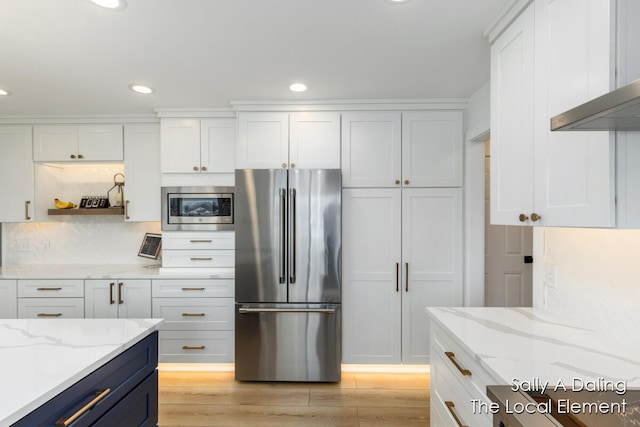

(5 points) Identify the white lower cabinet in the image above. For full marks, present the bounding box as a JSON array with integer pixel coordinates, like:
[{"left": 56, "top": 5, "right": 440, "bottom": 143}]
[
  {"left": 152, "top": 279, "right": 234, "bottom": 363},
  {"left": 161, "top": 231, "right": 234, "bottom": 269},
  {"left": 85, "top": 279, "right": 151, "bottom": 318},
  {"left": 0, "top": 280, "right": 18, "bottom": 318},
  {"left": 17, "top": 280, "right": 84, "bottom": 319},
  {"left": 342, "top": 188, "right": 462, "bottom": 364},
  {"left": 430, "top": 322, "right": 494, "bottom": 427}
]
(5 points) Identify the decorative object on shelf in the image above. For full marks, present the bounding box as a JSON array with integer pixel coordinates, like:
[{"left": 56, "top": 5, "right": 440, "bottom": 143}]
[
  {"left": 106, "top": 173, "right": 125, "bottom": 207},
  {"left": 79, "top": 196, "right": 109, "bottom": 208},
  {"left": 53, "top": 198, "right": 77, "bottom": 209}
]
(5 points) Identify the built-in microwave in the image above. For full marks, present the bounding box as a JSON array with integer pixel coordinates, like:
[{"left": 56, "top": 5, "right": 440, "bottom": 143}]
[{"left": 161, "top": 186, "right": 234, "bottom": 231}]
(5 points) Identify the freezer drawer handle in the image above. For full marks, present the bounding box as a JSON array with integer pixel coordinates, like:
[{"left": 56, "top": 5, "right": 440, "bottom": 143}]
[{"left": 238, "top": 307, "right": 336, "bottom": 314}]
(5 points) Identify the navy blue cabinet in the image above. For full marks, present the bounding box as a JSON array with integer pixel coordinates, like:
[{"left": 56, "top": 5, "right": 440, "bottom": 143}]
[{"left": 12, "top": 331, "right": 158, "bottom": 427}]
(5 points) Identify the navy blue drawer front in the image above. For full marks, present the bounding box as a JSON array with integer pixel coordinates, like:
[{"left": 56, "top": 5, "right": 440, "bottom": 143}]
[
  {"left": 13, "top": 331, "right": 158, "bottom": 427},
  {"left": 93, "top": 370, "right": 158, "bottom": 427}
]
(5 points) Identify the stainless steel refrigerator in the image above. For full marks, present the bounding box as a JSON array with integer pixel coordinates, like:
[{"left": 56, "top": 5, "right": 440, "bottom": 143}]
[{"left": 234, "top": 169, "right": 341, "bottom": 382}]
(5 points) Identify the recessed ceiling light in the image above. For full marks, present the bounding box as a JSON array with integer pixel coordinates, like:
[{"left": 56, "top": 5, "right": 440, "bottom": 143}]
[
  {"left": 129, "top": 84, "right": 154, "bottom": 95},
  {"left": 289, "top": 83, "right": 308, "bottom": 93},
  {"left": 0, "top": 88, "right": 10, "bottom": 96},
  {"left": 90, "top": 0, "right": 127, "bottom": 10}
]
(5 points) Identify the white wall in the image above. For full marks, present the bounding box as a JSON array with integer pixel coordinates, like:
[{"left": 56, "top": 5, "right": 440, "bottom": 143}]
[
  {"left": 2, "top": 219, "right": 161, "bottom": 265},
  {"left": 536, "top": 227, "right": 640, "bottom": 350}
]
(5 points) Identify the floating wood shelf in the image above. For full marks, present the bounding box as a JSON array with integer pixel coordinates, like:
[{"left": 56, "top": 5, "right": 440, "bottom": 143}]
[{"left": 48, "top": 207, "right": 125, "bottom": 216}]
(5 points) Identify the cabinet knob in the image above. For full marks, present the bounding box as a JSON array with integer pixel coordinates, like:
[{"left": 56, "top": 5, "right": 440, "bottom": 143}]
[
  {"left": 518, "top": 214, "right": 529, "bottom": 222},
  {"left": 193, "top": 166, "right": 199, "bottom": 171},
  {"left": 282, "top": 163, "right": 287, "bottom": 169},
  {"left": 404, "top": 180, "right": 409, "bottom": 185},
  {"left": 290, "top": 163, "right": 295, "bottom": 168},
  {"left": 70, "top": 154, "right": 76, "bottom": 159},
  {"left": 395, "top": 180, "right": 400, "bottom": 185},
  {"left": 77, "top": 154, "right": 84, "bottom": 159},
  {"left": 531, "top": 213, "right": 541, "bottom": 222},
  {"left": 201, "top": 166, "right": 207, "bottom": 171}
]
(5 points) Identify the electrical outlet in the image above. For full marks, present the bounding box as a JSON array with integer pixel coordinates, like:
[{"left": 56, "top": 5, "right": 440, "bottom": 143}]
[{"left": 545, "top": 263, "right": 557, "bottom": 289}]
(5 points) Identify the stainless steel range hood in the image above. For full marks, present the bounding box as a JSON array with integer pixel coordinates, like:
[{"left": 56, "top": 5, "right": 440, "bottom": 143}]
[{"left": 550, "top": 78, "right": 640, "bottom": 131}]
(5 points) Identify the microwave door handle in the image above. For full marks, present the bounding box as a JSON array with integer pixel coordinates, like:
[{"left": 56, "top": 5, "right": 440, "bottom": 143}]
[
  {"left": 279, "top": 188, "right": 286, "bottom": 284},
  {"left": 289, "top": 187, "right": 296, "bottom": 284}
]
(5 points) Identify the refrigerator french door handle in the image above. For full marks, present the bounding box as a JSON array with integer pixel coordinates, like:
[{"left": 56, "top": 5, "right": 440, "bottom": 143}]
[
  {"left": 238, "top": 307, "right": 336, "bottom": 314},
  {"left": 279, "top": 188, "right": 286, "bottom": 284},
  {"left": 289, "top": 187, "right": 297, "bottom": 284}
]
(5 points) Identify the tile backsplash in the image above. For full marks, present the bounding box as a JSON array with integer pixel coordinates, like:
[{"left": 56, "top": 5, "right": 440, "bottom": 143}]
[{"left": 2, "top": 218, "right": 161, "bottom": 265}]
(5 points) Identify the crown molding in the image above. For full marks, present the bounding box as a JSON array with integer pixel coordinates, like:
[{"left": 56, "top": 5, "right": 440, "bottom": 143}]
[
  {"left": 0, "top": 114, "right": 158, "bottom": 125},
  {"left": 484, "top": 0, "right": 533, "bottom": 44},
  {"left": 229, "top": 98, "right": 468, "bottom": 112}
]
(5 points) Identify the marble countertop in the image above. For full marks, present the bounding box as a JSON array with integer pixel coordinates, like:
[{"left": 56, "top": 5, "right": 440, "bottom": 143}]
[
  {"left": 0, "top": 318, "right": 163, "bottom": 426},
  {"left": 427, "top": 307, "right": 640, "bottom": 388},
  {"left": 0, "top": 264, "right": 235, "bottom": 279}
]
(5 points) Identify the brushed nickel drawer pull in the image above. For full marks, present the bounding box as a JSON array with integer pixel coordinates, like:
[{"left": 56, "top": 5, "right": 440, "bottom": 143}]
[
  {"left": 445, "top": 401, "right": 467, "bottom": 427},
  {"left": 37, "top": 313, "right": 62, "bottom": 317},
  {"left": 190, "top": 257, "right": 213, "bottom": 261},
  {"left": 189, "top": 239, "right": 212, "bottom": 243},
  {"left": 182, "top": 312, "right": 206, "bottom": 317},
  {"left": 181, "top": 287, "right": 206, "bottom": 291},
  {"left": 55, "top": 388, "right": 111, "bottom": 426},
  {"left": 445, "top": 351, "right": 472, "bottom": 376},
  {"left": 182, "top": 345, "right": 206, "bottom": 350},
  {"left": 37, "top": 287, "right": 62, "bottom": 291}
]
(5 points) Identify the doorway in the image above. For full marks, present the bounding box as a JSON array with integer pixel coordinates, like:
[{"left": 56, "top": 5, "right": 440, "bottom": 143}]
[{"left": 484, "top": 140, "right": 533, "bottom": 307}]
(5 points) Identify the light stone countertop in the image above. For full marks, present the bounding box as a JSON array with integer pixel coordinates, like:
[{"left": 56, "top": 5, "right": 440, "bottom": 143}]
[
  {"left": 0, "top": 318, "right": 163, "bottom": 426},
  {"left": 0, "top": 264, "right": 235, "bottom": 279},
  {"left": 427, "top": 307, "right": 640, "bottom": 388}
]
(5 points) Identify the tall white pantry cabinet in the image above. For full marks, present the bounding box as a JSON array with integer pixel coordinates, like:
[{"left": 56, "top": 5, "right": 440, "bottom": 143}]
[{"left": 341, "top": 111, "right": 463, "bottom": 364}]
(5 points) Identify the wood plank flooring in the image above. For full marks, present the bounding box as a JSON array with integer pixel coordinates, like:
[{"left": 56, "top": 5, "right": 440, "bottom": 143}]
[{"left": 158, "top": 370, "right": 430, "bottom": 426}]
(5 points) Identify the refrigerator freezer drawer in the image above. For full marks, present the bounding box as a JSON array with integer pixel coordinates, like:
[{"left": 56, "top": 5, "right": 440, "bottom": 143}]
[{"left": 235, "top": 303, "right": 341, "bottom": 382}]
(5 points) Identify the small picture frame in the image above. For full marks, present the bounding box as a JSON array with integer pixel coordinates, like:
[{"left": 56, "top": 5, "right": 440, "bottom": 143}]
[{"left": 138, "top": 233, "right": 162, "bottom": 259}]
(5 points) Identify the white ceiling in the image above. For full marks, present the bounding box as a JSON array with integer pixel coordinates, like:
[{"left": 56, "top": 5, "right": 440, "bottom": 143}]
[{"left": 0, "top": 0, "right": 512, "bottom": 116}]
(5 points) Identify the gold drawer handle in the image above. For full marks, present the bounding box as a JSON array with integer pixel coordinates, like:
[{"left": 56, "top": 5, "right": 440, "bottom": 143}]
[
  {"left": 444, "top": 401, "right": 467, "bottom": 427},
  {"left": 182, "top": 312, "right": 206, "bottom": 317},
  {"left": 190, "top": 257, "right": 213, "bottom": 261},
  {"left": 55, "top": 388, "right": 111, "bottom": 426},
  {"left": 181, "top": 287, "right": 206, "bottom": 291},
  {"left": 445, "top": 351, "right": 472, "bottom": 376},
  {"left": 37, "top": 313, "right": 62, "bottom": 317},
  {"left": 37, "top": 287, "right": 62, "bottom": 291},
  {"left": 182, "top": 345, "right": 206, "bottom": 350}
]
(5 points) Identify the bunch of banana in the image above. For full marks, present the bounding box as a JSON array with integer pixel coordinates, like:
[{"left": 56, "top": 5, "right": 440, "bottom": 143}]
[{"left": 54, "top": 198, "right": 77, "bottom": 209}]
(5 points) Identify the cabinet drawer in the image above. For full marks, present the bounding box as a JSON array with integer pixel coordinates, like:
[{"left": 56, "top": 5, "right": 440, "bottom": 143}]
[
  {"left": 159, "top": 330, "right": 234, "bottom": 363},
  {"left": 162, "top": 231, "right": 234, "bottom": 250},
  {"left": 93, "top": 370, "right": 158, "bottom": 427},
  {"left": 13, "top": 332, "right": 158, "bottom": 427},
  {"left": 152, "top": 298, "right": 234, "bottom": 330},
  {"left": 152, "top": 279, "right": 234, "bottom": 298},
  {"left": 18, "top": 280, "right": 84, "bottom": 298},
  {"left": 18, "top": 298, "right": 84, "bottom": 319},
  {"left": 162, "top": 249, "right": 234, "bottom": 268},
  {"left": 431, "top": 322, "right": 496, "bottom": 402},
  {"left": 431, "top": 349, "right": 492, "bottom": 427}
]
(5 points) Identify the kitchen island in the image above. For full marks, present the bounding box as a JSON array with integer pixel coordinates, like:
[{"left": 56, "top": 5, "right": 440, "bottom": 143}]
[
  {"left": 0, "top": 318, "right": 162, "bottom": 426},
  {"left": 428, "top": 307, "right": 640, "bottom": 426}
]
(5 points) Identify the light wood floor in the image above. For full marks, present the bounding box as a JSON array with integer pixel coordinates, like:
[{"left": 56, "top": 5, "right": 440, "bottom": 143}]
[{"left": 158, "top": 370, "right": 430, "bottom": 427}]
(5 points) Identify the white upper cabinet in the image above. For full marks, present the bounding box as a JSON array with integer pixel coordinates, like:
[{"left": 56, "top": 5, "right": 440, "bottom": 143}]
[
  {"left": 342, "top": 111, "right": 463, "bottom": 188},
  {"left": 0, "top": 126, "right": 35, "bottom": 222},
  {"left": 161, "top": 118, "right": 236, "bottom": 174},
  {"left": 236, "top": 112, "right": 340, "bottom": 169},
  {"left": 490, "top": 0, "right": 614, "bottom": 227},
  {"left": 33, "top": 125, "right": 123, "bottom": 162},
  {"left": 124, "top": 124, "right": 161, "bottom": 222}
]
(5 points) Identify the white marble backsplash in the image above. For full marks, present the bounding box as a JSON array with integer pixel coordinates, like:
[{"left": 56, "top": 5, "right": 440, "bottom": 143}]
[
  {"left": 2, "top": 218, "right": 161, "bottom": 265},
  {"left": 541, "top": 227, "right": 640, "bottom": 351}
]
